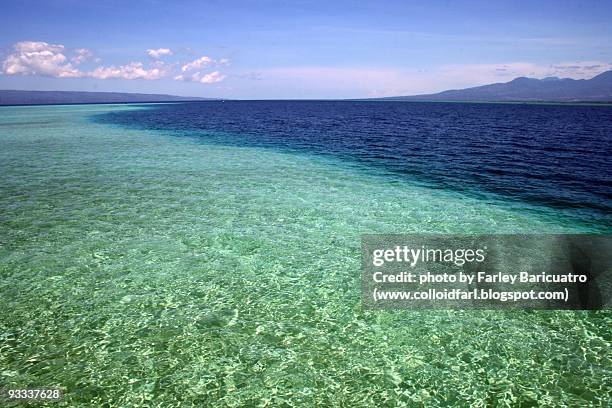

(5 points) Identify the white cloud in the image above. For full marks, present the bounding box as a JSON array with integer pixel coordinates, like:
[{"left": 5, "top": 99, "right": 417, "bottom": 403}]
[
  {"left": 89, "top": 62, "right": 166, "bottom": 80},
  {"left": 181, "top": 56, "right": 213, "bottom": 72},
  {"left": 176, "top": 55, "right": 228, "bottom": 83},
  {"left": 71, "top": 48, "right": 93, "bottom": 65},
  {"left": 146, "top": 48, "right": 173, "bottom": 59},
  {"left": 2, "top": 41, "right": 83, "bottom": 78},
  {"left": 2, "top": 41, "right": 228, "bottom": 85},
  {"left": 199, "top": 71, "right": 226, "bottom": 83},
  {"left": 174, "top": 70, "right": 226, "bottom": 84}
]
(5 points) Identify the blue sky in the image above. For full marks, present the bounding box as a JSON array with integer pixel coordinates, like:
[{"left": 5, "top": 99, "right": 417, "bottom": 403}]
[{"left": 1, "top": 0, "right": 611, "bottom": 99}]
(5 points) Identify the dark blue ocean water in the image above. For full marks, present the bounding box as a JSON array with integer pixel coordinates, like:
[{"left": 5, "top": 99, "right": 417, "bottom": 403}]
[{"left": 96, "top": 101, "right": 612, "bottom": 224}]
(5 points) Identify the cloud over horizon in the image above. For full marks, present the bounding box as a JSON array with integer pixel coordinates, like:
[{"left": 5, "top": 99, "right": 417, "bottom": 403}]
[
  {"left": 1, "top": 41, "right": 226, "bottom": 84},
  {"left": 71, "top": 48, "right": 94, "bottom": 65},
  {"left": 89, "top": 62, "right": 167, "bottom": 80},
  {"left": 2, "top": 41, "right": 611, "bottom": 97},
  {"left": 175, "top": 70, "right": 226, "bottom": 84},
  {"left": 258, "top": 61, "right": 612, "bottom": 98},
  {"left": 175, "top": 55, "right": 229, "bottom": 83},
  {"left": 146, "top": 48, "right": 173, "bottom": 59},
  {"left": 181, "top": 56, "right": 213, "bottom": 72},
  {"left": 2, "top": 41, "right": 82, "bottom": 78}
]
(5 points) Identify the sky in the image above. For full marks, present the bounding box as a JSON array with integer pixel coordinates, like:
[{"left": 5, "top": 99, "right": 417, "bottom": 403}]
[{"left": 1, "top": 0, "right": 611, "bottom": 99}]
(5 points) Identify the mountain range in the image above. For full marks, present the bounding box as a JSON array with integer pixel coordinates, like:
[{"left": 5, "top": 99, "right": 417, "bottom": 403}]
[
  {"left": 376, "top": 70, "right": 612, "bottom": 102},
  {"left": 2, "top": 71, "right": 612, "bottom": 104}
]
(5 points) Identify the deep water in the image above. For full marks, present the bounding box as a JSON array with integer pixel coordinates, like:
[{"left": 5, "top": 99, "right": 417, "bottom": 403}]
[
  {"left": 0, "top": 103, "right": 610, "bottom": 406},
  {"left": 97, "top": 101, "right": 612, "bottom": 228}
]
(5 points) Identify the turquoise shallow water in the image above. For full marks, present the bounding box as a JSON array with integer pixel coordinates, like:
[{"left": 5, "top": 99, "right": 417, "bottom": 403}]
[{"left": 0, "top": 104, "right": 610, "bottom": 406}]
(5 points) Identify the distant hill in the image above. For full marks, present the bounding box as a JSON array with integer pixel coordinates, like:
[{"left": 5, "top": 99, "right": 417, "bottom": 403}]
[
  {"left": 0, "top": 90, "right": 214, "bottom": 105},
  {"left": 376, "top": 70, "right": 612, "bottom": 102}
]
